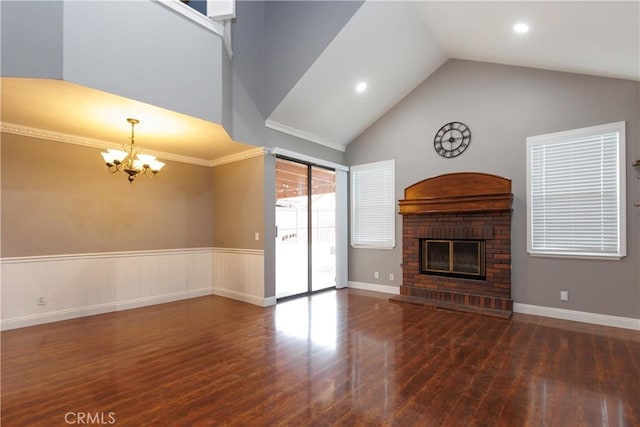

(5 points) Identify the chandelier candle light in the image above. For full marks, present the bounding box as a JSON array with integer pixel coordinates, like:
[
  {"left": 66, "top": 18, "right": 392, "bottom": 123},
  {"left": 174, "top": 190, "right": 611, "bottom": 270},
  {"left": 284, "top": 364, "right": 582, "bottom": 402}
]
[{"left": 100, "top": 118, "right": 165, "bottom": 183}]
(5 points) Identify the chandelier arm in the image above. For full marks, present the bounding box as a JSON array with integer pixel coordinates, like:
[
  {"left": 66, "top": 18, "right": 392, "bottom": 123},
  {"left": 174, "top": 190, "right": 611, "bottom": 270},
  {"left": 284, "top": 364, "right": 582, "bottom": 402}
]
[{"left": 105, "top": 163, "right": 124, "bottom": 173}]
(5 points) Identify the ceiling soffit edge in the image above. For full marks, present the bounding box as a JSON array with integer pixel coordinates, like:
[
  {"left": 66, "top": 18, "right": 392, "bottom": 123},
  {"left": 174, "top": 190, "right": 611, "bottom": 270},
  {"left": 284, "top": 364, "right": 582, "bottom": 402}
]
[{"left": 265, "top": 119, "right": 346, "bottom": 152}]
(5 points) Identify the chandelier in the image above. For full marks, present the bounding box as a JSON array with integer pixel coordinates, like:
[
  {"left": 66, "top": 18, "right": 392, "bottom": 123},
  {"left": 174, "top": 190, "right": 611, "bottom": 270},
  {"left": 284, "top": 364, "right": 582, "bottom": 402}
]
[{"left": 100, "top": 118, "right": 165, "bottom": 183}]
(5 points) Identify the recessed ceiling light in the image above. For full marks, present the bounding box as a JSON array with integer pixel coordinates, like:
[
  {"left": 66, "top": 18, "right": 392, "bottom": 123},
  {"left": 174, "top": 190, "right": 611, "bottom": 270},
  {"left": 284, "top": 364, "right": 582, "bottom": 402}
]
[
  {"left": 355, "top": 81, "right": 367, "bottom": 93},
  {"left": 513, "top": 22, "right": 530, "bottom": 34}
]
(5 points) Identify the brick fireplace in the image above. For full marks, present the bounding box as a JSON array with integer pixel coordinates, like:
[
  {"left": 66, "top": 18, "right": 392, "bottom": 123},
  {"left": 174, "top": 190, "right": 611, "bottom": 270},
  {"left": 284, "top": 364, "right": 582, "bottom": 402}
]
[{"left": 391, "top": 172, "right": 513, "bottom": 318}]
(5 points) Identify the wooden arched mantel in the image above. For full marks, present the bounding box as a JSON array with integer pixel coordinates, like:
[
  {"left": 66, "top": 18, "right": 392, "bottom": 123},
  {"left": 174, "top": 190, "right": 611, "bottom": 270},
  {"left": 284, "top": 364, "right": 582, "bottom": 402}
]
[{"left": 399, "top": 172, "right": 512, "bottom": 214}]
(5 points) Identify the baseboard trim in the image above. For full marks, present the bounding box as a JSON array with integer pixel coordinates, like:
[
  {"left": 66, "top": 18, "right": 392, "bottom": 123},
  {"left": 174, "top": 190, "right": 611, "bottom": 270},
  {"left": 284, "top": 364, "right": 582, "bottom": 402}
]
[
  {"left": 514, "top": 303, "right": 640, "bottom": 331},
  {"left": 348, "top": 281, "right": 400, "bottom": 295},
  {"left": 0, "top": 288, "right": 213, "bottom": 331},
  {"left": 212, "top": 287, "right": 275, "bottom": 307}
]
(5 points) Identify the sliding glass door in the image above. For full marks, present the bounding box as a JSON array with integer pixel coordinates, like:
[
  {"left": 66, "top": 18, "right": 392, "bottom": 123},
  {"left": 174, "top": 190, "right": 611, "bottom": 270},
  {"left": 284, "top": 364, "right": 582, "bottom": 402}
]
[
  {"left": 275, "top": 158, "right": 336, "bottom": 299},
  {"left": 275, "top": 159, "right": 309, "bottom": 298},
  {"left": 310, "top": 166, "right": 336, "bottom": 292}
]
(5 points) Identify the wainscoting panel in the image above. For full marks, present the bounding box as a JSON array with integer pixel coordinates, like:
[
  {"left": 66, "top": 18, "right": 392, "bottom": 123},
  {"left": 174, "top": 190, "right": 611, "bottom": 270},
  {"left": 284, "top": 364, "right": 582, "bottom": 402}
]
[
  {"left": 211, "top": 248, "right": 272, "bottom": 307},
  {"left": 0, "top": 248, "right": 214, "bottom": 330}
]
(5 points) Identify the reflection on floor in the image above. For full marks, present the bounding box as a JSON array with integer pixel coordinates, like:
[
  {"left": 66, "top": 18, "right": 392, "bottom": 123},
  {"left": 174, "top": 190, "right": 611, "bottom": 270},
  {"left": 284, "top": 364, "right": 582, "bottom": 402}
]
[
  {"left": 276, "top": 291, "right": 338, "bottom": 350},
  {"left": 1, "top": 289, "right": 638, "bottom": 426}
]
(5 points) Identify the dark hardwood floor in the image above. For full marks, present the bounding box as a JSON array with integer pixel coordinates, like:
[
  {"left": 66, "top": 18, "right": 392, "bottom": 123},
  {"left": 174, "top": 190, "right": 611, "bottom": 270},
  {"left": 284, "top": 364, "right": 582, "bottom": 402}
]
[{"left": 2, "top": 289, "right": 639, "bottom": 426}]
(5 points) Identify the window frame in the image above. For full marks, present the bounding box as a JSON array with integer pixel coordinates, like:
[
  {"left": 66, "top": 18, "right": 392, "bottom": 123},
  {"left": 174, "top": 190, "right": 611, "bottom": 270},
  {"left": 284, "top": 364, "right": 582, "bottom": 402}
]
[
  {"left": 350, "top": 159, "right": 396, "bottom": 250},
  {"left": 526, "top": 121, "right": 627, "bottom": 260}
]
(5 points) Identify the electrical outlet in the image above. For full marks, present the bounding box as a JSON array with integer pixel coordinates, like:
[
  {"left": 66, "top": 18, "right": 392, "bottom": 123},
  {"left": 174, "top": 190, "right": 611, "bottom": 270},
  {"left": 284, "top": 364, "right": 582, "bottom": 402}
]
[
  {"left": 37, "top": 295, "right": 46, "bottom": 306},
  {"left": 389, "top": 273, "right": 394, "bottom": 281},
  {"left": 374, "top": 271, "right": 379, "bottom": 279},
  {"left": 560, "top": 291, "right": 569, "bottom": 301},
  {"left": 254, "top": 232, "right": 260, "bottom": 241}
]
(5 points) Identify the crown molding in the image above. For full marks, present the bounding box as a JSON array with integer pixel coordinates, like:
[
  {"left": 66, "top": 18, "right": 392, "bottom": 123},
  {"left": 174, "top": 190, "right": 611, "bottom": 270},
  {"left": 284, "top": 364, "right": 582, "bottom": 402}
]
[
  {"left": 210, "top": 147, "right": 269, "bottom": 167},
  {"left": 2, "top": 122, "right": 212, "bottom": 168},
  {"left": 1, "top": 122, "right": 268, "bottom": 168},
  {"left": 2, "top": 122, "right": 109, "bottom": 150},
  {"left": 265, "top": 119, "right": 346, "bottom": 153}
]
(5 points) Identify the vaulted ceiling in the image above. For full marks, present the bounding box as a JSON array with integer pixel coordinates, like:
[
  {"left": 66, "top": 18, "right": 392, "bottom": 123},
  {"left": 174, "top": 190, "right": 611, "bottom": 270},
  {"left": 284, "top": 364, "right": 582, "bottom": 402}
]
[
  {"left": 2, "top": 1, "right": 638, "bottom": 162},
  {"left": 267, "top": 1, "right": 640, "bottom": 152}
]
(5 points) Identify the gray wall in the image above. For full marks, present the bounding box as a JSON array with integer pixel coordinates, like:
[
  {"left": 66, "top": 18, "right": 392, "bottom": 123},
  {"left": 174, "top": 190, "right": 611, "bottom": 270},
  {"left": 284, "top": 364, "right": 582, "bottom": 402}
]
[
  {"left": 1, "top": 1, "right": 63, "bottom": 79},
  {"left": 230, "top": 1, "right": 345, "bottom": 163},
  {"left": 221, "top": 43, "right": 233, "bottom": 135},
  {"left": 230, "top": 1, "right": 268, "bottom": 145},
  {"left": 231, "top": 1, "right": 349, "bottom": 299},
  {"left": 346, "top": 59, "right": 640, "bottom": 319},
  {"left": 62, "top": 1, "right": 224, "bottom": 124},
  {"left": 265, "top": 0, "right": 363, "bottom": 115},
  {"left": 2, "top": 1, "right": 227, "bottom": 124},
  {"left": 263, "top": 154, "right": 277, "bottom": 299}
]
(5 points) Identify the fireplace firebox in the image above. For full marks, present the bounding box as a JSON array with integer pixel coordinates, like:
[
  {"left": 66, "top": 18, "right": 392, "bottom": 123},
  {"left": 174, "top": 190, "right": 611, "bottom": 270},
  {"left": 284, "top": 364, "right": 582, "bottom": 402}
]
[{"left": 421, "top": 239, "right": 485, "bottom": 278}]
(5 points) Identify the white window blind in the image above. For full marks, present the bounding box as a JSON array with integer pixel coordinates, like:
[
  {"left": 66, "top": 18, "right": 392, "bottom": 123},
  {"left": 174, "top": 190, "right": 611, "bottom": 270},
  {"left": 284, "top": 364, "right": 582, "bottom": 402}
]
[
  {"left": 350, "top": 160, "right": 395, "bottom": 249},
  {"left": 526, "top": 121, "right": 626, "bottom": 259}
]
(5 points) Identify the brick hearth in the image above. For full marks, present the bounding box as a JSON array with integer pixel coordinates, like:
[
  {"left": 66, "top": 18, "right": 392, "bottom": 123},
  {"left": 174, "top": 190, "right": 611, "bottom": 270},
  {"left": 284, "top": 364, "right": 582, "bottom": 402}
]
[{"left": 392, "top": 172, "right": 513, "bottom": 318}]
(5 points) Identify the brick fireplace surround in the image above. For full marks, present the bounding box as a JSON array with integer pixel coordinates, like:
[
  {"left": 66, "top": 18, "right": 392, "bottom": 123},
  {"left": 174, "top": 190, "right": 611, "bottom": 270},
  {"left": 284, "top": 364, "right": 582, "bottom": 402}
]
[{"left": 391, "top": 172, "right": 513, "bottom": 318}]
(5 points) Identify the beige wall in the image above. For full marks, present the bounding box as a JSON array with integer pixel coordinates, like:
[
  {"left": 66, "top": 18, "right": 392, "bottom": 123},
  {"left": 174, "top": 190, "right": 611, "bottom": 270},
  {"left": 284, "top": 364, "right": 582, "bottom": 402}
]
[
  {"left": 212, "top": 155, "right": 264, "bottom": 250},
  {"left": 1, "top": 133, "right": 213, "bottom": 256}
]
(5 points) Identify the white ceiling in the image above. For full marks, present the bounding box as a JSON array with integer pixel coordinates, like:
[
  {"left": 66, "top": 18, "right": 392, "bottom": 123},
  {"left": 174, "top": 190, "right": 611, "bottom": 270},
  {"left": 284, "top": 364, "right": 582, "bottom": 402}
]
[
  {"left": 267, "top": 1, "right": 447, "bottom": 151},
  {"left": 2, "top": 1, "right": 638, "bottom": 160},
  {"left": 268, "top": 0, "right": 640, "bottom": 152}
]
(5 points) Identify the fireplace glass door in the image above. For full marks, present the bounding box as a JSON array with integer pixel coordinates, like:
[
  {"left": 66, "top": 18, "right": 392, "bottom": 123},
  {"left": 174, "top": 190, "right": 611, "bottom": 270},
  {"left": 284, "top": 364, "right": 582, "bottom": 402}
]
[
  {"left": 453, "top": 241, "right": 482, "bottom": 274},
  {"left": 425, "top": 241, "right": 450, "bottom": 272},
  {"left": 422, "top": 239, "right": 485, "bottom": 278}
]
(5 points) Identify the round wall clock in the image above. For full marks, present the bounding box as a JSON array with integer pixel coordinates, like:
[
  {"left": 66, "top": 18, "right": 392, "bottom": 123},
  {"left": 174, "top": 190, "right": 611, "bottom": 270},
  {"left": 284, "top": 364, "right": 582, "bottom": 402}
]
[{"left": 433, "top": 122, "right": 471, "bottom": 158}]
